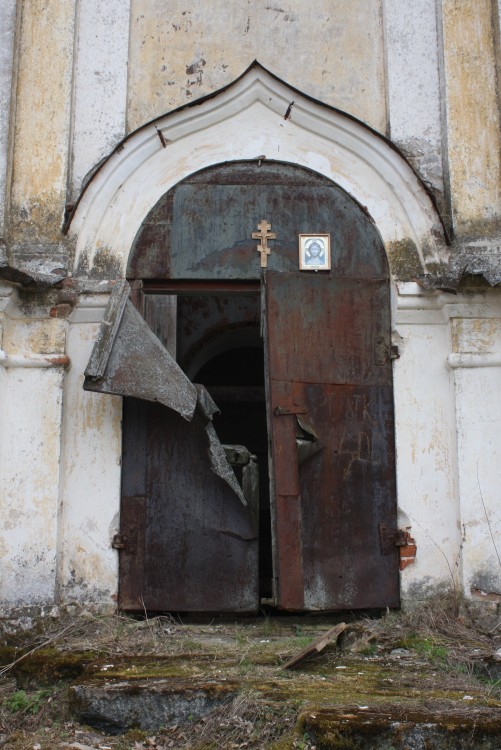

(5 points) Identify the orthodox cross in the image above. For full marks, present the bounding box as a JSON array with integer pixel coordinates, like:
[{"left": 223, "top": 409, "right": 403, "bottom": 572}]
[{"left": 252, "top": 219, "right": 276, "bottom": 268}]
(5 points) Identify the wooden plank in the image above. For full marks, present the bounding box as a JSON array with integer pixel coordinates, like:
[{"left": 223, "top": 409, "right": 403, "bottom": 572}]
[{"left": 282, "top": 623, "right": 347, "bottom": 670}]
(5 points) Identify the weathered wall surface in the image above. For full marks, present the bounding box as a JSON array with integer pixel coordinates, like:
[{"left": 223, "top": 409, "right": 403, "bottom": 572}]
[
  {"left": 8, "top": 0, "right": 75, "bottom": 273},
  {"left": 56, "top": 301, "right": 122, "bottom": 605},
  {"left": 449, "top": 301, "right": 501, "bottom": 598},
  {"left": 442, "top": 0, "right": 501, "bottom": 237},
  {"left": 0, "top": 0, "right": 17, "bottom": 247},
  {"left": 69, "top": 0, "right": 130, "bottom": 202},
  {"left": 1, "top": 0, "right": 501, "bottom": 614},
  {"left": 0, "top": 289, "right": 67, "bottom": 606},
  {"left": 393, "top": 285, "right": 462, "bottom": 598},
  {"left": 127, "top": 0, "right": 386, "bottom": 133},
  {"left": 383, "top": 0, "right": 445, "bottom": 208}
]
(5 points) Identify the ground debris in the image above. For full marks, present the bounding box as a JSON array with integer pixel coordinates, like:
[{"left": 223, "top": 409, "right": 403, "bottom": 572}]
[
  {"left": 282, "top": 622, "right": 347, "bottom": 669},
  {"left": 2, "top": 600, "right": 501, "bottom": 749}
]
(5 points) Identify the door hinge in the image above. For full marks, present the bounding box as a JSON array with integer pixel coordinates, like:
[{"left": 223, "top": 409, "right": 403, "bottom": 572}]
[
  {"left": 390, "top": 345, "right": 400, "bottom": 360},
  {"left": 111, "top": 533, "right": 127, "bottom": 550},
  {"left": 379, "top": 523, "right": 410, "bottom": 555}
]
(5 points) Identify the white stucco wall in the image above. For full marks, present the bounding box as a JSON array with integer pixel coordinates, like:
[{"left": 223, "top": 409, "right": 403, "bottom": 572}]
[
  {"left": 0, "top": 292, "right": 66, "bottom": 607},
  {"left": 383, "top": 0, "right": 444, "bottom": 196},
  {"left": 394, "top": 285, "right": 462, "bottom": 598},
  {"left": 1, "top": 0, "right": 501, "bottom": 614},
  {"left": 449, "top": 304, "right": 501, "bottom": 598},
  {"left": 56, "top": 299, "right": 122, "bottom": 606},
  {"left": 69, "top": 0, "right": 130, "bottom": 200}
]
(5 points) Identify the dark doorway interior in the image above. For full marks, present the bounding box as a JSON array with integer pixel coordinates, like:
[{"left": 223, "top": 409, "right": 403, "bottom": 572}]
[
  {"left": 167, "top": 291, "right": 273, "bottom": 601},
  {"left": 194, "top": 346, "right": 272, "bottom": 599}
]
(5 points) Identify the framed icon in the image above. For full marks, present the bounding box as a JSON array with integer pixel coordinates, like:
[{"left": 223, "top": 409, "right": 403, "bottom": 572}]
[{"left": 299, "top": 234, "right": 331, "bottom": 271}]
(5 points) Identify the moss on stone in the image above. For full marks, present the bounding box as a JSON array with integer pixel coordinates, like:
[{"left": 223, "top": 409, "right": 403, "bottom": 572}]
[{"left": 0, "top": 647, "right": 96, "bottom": 686}]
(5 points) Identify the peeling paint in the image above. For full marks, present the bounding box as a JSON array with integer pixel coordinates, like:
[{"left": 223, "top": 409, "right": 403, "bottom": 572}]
[
  {"left": 127, "top": 0, "right": 386, "bottom": 132},
  {"left": 451, "top": 317, "right": 500, "bottom": 354},
  {"left": 442, "top": 0, "right": 501, "bottom": 233},
  {"left": 9, "top": 0, "right": 75, "bottom": 245}
]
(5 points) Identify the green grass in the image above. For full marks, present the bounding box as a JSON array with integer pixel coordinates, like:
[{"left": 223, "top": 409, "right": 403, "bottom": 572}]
[
  {"left": 5, "top": 689, "right": 51, "bottom": 715},
  {"left": 400, "top": 635, "right": 449, "bottom": 662}
]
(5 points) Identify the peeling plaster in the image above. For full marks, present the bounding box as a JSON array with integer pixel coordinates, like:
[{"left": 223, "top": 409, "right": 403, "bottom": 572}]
[{"left": 127, "top": 0, "right": 386, "bottom": 133}]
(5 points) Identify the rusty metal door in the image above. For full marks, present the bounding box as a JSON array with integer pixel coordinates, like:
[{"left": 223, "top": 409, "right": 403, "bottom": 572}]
[
  {"left": 96, "top": 161, "right": 399, "bottom": 612},
  {"left": 84, "top": 282, "right": 259, "bottom": 612},
  {"left": 120, "top": 397, "right": 259, "bottom": 612},
  {"left": 263, "top": 271, "right": 399, "bottom": 610}
]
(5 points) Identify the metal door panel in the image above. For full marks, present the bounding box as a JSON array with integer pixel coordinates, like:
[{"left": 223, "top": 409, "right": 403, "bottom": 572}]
[
  {"left": 128, "top": 162, "right": 389, "bottom": 281},
  {"left": 141, "top": 401, "right": 259, "bottom": 611},
  {"left": 298, "top": 383, "right": 399, "bottom": 609},
  {"left": 265, "top": 274, "right": 391, "bottom": 386},
  {"left": 264, "top": 271, "right": 398, "bottom": 610},
  {"left": 120, "top": 396, "right": 259, "bottom": 612},
  {"left": 85, "top": 284, "right": 259, "bottom": 612}
]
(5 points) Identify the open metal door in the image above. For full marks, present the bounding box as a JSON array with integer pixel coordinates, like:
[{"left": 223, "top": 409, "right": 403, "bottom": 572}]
[
  {"left": 263, "top": 271, "right": 399, "bottom": 611},
  {"left": 84, "top": 281, "right": 259, "bottom": 612}
]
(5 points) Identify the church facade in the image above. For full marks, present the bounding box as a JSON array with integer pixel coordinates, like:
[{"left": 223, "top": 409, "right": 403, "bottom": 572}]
[{"left": 1, "top": 0, "right": 501, "bottom": 615}]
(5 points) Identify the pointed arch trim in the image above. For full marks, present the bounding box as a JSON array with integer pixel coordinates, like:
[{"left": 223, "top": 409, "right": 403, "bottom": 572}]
[{"left": 68, "top": 62, "right": 447, "bottom": 279}]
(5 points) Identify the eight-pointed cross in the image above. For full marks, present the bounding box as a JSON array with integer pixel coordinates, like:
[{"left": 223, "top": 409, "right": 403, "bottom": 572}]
[{"left": 252, "top": 220, "right": 276, "bottom": 268}]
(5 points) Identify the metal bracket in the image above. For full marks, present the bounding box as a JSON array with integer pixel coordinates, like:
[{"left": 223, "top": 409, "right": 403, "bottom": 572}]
[
  {"left": 112, "top": 533, "right": 127, "bottom": 550},
  {"left": 390, "top": 345, "right": 400, "bottom": 360},
  {"left": 274, "top": 405, "right": 307, "bottom": 416},
  {"left": 379, "top": 523, "right": 410, "bottom": 555}
]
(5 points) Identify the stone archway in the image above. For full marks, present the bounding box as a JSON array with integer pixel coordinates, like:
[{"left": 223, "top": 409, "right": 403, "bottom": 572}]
[
  {"left": 67, "top": 62, "right": 447, "bottom": 288},
  {"left": 73, "top": 63, "right": 451, "bottom": 611}
]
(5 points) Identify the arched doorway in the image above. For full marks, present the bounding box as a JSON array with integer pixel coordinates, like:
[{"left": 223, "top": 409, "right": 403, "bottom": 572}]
[{"left": 91, "top": 160, "right": 399, "bottom": 612}]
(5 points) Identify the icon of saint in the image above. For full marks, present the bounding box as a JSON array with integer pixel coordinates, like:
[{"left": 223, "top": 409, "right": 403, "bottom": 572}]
[{"left": 305, "top": 239, "right": 325, "bottom": 265}]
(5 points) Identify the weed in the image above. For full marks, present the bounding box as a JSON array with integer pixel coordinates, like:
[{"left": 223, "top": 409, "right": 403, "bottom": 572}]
[
  {"left": 399, "top": 635, "right": 448, "bottom": 662},
  {"left": 360, "top": 643, "right": 378, "bottom": 656},
  {"left": 5, "top": 688, "right": 51, "bottom": 715},
  {"left": 257, "top": 614, "right": 280, "bottom": 638},
  {"left": 239, "top": 656, "right": 253, "bottom": 675}
]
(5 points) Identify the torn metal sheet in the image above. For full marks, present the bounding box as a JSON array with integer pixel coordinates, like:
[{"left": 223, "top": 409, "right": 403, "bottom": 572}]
[
  {"left": 195, "top": 382, "right": 220, "bottom": 420},
  {"left": 193, "top": 385, "right": 247, "bottom": 505},
  {"left": 84, "top": 281, "right": 197, "bottom": 420},
  {"left": 85, "top": 279, "right": 130, "bottom": 379},
  {"left": 205, "top": 421, "right": 246, "bottom": 505},
  {"left": 296, "top": 414, "right": 323, "bottom": 466}
]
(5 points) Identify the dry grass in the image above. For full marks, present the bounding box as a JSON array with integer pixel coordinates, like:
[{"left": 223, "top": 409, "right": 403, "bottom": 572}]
[{"left": 1, "top": 596, "right": 501, "bottom": 749}]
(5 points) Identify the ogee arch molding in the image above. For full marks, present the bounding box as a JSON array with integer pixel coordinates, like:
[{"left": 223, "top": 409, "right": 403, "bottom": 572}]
[{"left": 68, "top": 62, "right": 447, "bottom": 279}]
